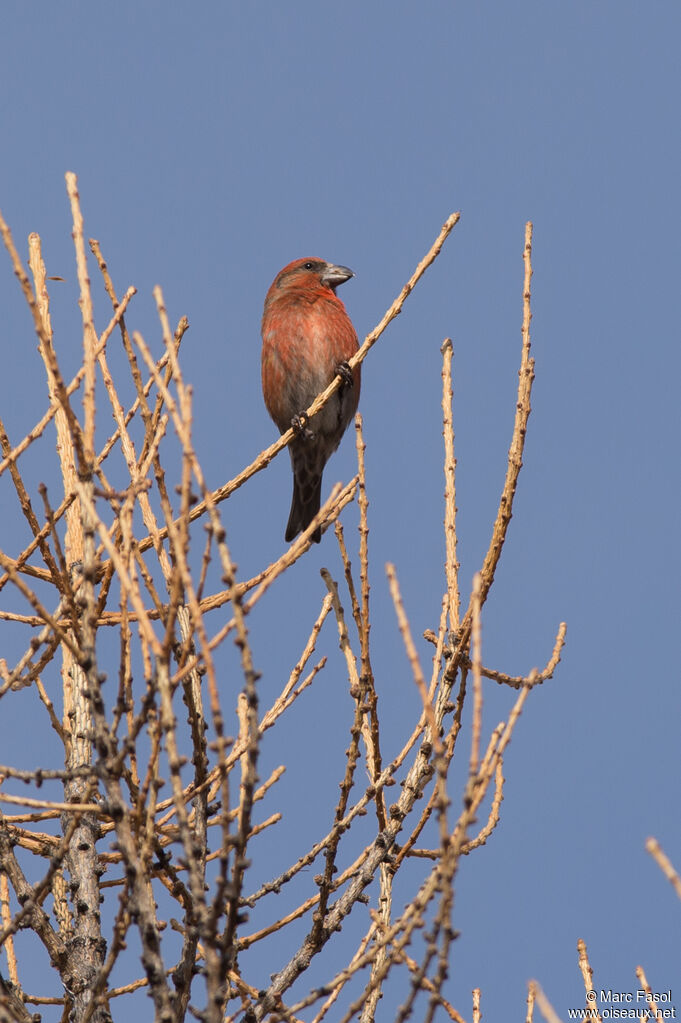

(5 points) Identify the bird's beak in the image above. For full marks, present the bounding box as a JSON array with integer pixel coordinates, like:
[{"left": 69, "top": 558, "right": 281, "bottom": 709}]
[{"left": 321, "top": 263, "right": 354, "bottom": 289}]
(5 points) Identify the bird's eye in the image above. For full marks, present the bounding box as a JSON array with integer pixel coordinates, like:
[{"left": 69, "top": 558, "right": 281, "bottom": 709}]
[{"left": 303, "top": 262, "right": 314, "bottom": 270}]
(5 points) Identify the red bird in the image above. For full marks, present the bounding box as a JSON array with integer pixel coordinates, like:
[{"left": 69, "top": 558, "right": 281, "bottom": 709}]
[{"left": 261, "top": 258, "right": 360, "bottom": 543}]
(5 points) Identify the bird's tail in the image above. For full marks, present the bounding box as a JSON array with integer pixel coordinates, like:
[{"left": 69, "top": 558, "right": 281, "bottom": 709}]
[{"left": 285, "top": 472, "right": 322, "bottom": 543}]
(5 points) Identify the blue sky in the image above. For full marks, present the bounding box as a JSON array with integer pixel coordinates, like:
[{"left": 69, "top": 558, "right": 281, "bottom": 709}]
[{"left": 1, "top": 3, "right": 679, "bottom": 1020}]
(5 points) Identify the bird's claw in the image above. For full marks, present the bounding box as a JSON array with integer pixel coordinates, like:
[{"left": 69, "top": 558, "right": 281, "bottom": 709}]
[
  {"left": 291, "top": 413, "right": 314, "bottom": 440},
  {"left": 336, "top": 361, "right": 354, "bottom": 389}
]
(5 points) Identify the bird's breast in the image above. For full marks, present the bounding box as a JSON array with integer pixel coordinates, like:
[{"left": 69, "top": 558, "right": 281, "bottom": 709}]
[{"left": 261, "top": 295, "right": 359, "bottom": 434}]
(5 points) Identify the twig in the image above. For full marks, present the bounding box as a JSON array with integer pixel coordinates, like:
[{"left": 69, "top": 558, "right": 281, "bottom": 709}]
[{"left": 645, "top": 837, "right": 681, "bottom": 901}]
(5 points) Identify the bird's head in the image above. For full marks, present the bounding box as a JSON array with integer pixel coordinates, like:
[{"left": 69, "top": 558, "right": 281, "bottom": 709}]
[{"left": 264, "top": 258, "right": 355, "bottom": 308}]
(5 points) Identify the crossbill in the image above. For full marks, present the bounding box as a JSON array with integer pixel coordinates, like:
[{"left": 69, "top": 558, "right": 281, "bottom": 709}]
[{"left": 261, "top": 258, "right": 361, "bottom": 543}]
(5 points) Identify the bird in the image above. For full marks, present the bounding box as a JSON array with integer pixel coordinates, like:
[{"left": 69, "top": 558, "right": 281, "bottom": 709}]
[{"left": 261, "top": 258, "right": 361, "bottom": 543}]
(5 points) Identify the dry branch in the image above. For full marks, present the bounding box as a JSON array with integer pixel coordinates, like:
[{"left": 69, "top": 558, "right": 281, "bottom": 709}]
[{"left": 0, "top": 183, "right": 569, "bottom": 1023}]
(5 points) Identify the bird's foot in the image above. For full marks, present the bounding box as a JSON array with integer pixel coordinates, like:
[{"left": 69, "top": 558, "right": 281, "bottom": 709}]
[
  {"left": 336, "top": 361, "right": 354, "bottom": 389},
  {"left": 291, "top": 412, "right": 314, "bottom": 440}
]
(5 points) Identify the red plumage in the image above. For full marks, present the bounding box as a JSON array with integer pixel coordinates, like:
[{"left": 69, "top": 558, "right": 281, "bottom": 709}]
[{"left": 261, "top": 258, "right": 361, "bottom": 542}]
